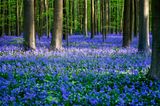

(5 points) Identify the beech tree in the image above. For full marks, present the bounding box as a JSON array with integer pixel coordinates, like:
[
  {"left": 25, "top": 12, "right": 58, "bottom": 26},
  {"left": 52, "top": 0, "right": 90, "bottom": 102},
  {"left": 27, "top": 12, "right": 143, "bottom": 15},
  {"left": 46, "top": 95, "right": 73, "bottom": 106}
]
[
  {"left": 84, "top": 0, "right": 88, "bottom": 37},
  {"left": 51, "top": 0, "right": 63, "bottom": 50},
  {"left": 122, "top": 0, "right": 131, "bottom": 47},
  {"left": 23, "top": 0, "right": 36, "bottom": 50},
  {"left": 147, "top": 0, "right": 160, "bottom": 80},
  {"left": 16, "top": 0, "right": 20, "bottom": 36},
  {"left": 91, "top": 0, "right": 95, "bottom": 39},
  {"left": 138, "top": 0, "right": 150, "bottom": 53}
]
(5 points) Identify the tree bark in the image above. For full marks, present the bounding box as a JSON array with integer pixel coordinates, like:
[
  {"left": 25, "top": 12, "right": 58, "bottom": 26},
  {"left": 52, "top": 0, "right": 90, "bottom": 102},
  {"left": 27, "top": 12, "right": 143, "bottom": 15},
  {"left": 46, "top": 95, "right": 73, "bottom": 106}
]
[
  {"left": 94, "top": 0, "right": 98, "bottom": 35},
  {"left": 38, "top": 0, "right": 44, "bottom": 39},
  {"left": 122, "top": 0, "right": 131, "bottom": 47},
  {"left": 134, "top": 0, "right": 138, "bottom": 37},
  {"left": 51, "top": 0, "right": 63, "bottom": 50},
  {"left": 8, "top": 0, "right": 11, "bottom": 35},
  {"left": 63, "top": 0, "right": 67, "bottom": 40},
  {"left": 16, "top": 0, "right": 20, "bottom": 36},
  {"left": 45, "top": 0, "right": 49, "bottom": 37},
  {"left": 104, "top": 0, "right": 109, "bottom": 39},
  {"left": 91, "top": 0, "right": 95, "bottom": 39},
  {"left": 147, "top": 0, "right": 160, "bottom": 80},
  {"left": 84, "top": 0, "right": 88, "bottom": 37},
  {"left": 138, "top": 0, "right": 150, "bottom": 52},
  {"left": 23, "top": 0, "right": 36, "bottom": 50},
  {"left": 69, "top": 0, "right": 73, "bottom": 35}
]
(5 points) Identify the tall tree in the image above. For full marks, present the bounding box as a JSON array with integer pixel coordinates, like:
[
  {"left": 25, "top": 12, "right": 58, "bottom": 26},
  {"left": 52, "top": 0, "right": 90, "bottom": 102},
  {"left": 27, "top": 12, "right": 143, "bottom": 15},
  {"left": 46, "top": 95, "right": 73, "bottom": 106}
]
[
  {"left": 38, "top": 0, "right": 44, "bottom": 38},
  {"left": 100, "top": 0, "right": 103, "bottom": 34},
  {"left": 134, "top": 0, "right": 139, "bottom": 37},
  {"left": 147, "top": 0, "right": 160, "bottom": 80},
  {"left": 138, "top": 0, "right": 150, "bottom": 52},
  {"left": 8, "top": 0, "right": 11, "bottom": 35},
  {"left": 63, "top": 0, "right": 67, "bottom": 40},
  {"left": 130, "top": 0, "right": 134, "bottom": 40},
  {"left": 122, "top": 0, "right": 131, "bottom": 47},
  {"left": 104, "top": 0, "right": 109, "bottom": 40},
  {"left": 51, "top": 0, "right": 63, "bottom": 50},
  {"left": 94, "top": 0, "right": 98, "bottom": 35},
  {"left": 84, "top": 0, "right": 88, "bottom": 37},
  {"left": 23, "top": 0, "right": 36, "bottom": 50},
  {"left": 0, "top": 0, "right": 2, "bottom": 36},
  {"left": 91, "top": 0, "right": 95, "bottom": 39},
  {"left": 16, "top": 0, "right": 20, "bottom": 36},
  {"left": 44, "top": 0, "right": 49, "bottom": 37},
  {"left": 69, "top": 0, "right": 73, "bottom": 35}
]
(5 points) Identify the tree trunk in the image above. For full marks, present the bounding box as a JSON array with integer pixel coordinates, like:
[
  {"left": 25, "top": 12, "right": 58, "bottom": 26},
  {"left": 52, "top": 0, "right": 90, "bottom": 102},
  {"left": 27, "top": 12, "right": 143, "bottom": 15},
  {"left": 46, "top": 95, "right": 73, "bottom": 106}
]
[
  {"left": 134, "top": 0, "right": 138, "bottom": 37},
  {"left": 94, "top": 0, "right": 98, "bottom": 35},
  {"left": 63, "top": 0, "right": 67, "bottom": 40},
  {"left": 69, "top": 0, "right": 73, "bottom": 35},
  {"left": 23, "top": 0, "right": 36, "bottom": 50},
  {"left": 147, "top": 0, "right": 160, "bottom": 80},
  {"left": 51, "top": 0, "right": 63, "bottom": 50},
  {"left": 19, "top": 0, "right": 23, "bottom": 35},
  {"left": 102, "top": 0, "right": 105, "bottom": 41},
  {"left": 72, "top": 0, "right": 75, "bottom": 33},
  {"left": 104, "top": 0, "right": 109, "bottom": 39},
  {"left": 38, "top": 0, "right": 44, "bottom": 39},
  {"left": 100, "top": 0, "right": 103, "bottom": 34},
  {"left": 91, "top": 0, "right": 95, "bottom": 39},
  {"left": 8, "top": 0, "right": 11, "bottom": 35},
  {"left": 130, "top": 0, "right": 134, "bottom": 40},
  {"left": 0, "top": 0, "right": 2, "bottom": 36},
  {"left": 138, "top": 0, "right": 150, "bottom": 52},
  {"left": 16, "top": 0, "right": 20, "bottom": 36},
  {"left": 45, "top": 0, "right": 49, "bottom": 37},
  {"left": 122, "top": 0, "right": 131, "bottom": 47},
  {"left": 84, "top": 0, "right": 88, "bottom": 37}
]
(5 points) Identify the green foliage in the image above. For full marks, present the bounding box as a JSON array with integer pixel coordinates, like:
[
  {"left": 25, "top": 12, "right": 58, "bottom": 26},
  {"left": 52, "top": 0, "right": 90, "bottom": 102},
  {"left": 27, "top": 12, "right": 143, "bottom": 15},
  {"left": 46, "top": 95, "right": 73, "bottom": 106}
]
[{"left": 0, "top": 0, "right": 126, "bottom": 36}]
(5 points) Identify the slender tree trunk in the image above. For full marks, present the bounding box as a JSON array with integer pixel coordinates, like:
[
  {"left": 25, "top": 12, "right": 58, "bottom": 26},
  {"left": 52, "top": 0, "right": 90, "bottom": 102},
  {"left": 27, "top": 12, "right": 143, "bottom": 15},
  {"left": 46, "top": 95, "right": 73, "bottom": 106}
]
[
  {"left": 134, "top": 0, "right": 138, "bottom": 37},
  {"left": 38, "top": 0, "right": 44, "bottom": 39},
  {"left": 149, "top": 0, "right": 152, "bottom": 33},
  {"left": 51, "top": 0, "right": 63, "bottom": 50},
  {"left": 0, "top": 0, "right": 2, "bottom": 36},
  {"left": 45, "top": 0, "right": 49, "bottom": 37},
  {"left": 69, "top": 0, "right": 73, "bottom": 35},
  {"left": 110, "top": 1, "right": 114, "bottom": 33},
  {"left": 8, "top": 0, "right": 11, "bottom": 35},
  {"left": 122, "top": 0, "right": 131, "bottom": 47},
  {"left": 94, "top": 0, "right": 98, "bottom": 35},
  {"left": 115, "top": 0, "right": 118, "bottom": 34},
  {"left": 147, "top": 0, "right": 160, "bottom": 80},
  {"left": 91, "top": 0, "right": 95, "bottom": 39},
  {"left": 63, "top": 0, "right": 67, "bottom": 40},
  {"left": 48, "top": 0, "right": 54, "bottom": 36},
  {"left": 102, "top": 0, "right": 105, "bottom": 41},
  {"left": 120, "top": 0, "right": 124, "bottom": 33},
  {"left": 108, "top": 0, "right": 110, "bottom": 34},
  {"left": 138, "top": 0, "right": 150, "bottom": 52},
  {"left": 104, "top": 0, "right": 109, "bottom": 39},
  {"left": 16, "top": 0, "right": 20, "bottom": 36},
  {"left": 78, "top": 0, "right": 82, "bottom": 34},
  {"left": 19, "top": 0, "right": 23, "bottom": 35},
  {"left": 130, "top": 0, "right": 135, "bottom": 39},
  {"left": 100, "top": 0, "right": 103, "bottom": 34},
  {"left": 84, "top": 0, "right": 88, "bottom": 37},
  {"left": 23, "top": 0, "right": 36, "bottom": 50}
]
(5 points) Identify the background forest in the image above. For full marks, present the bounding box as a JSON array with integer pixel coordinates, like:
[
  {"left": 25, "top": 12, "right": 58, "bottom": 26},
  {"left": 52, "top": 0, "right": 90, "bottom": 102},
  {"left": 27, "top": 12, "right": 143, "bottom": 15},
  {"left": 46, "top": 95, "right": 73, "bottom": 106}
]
[
  {"left": 0, "top": 0, "right": 125, "bottom": 37},
  {"left": 0, "top": 0, "right": 160, "bottom": 105}
]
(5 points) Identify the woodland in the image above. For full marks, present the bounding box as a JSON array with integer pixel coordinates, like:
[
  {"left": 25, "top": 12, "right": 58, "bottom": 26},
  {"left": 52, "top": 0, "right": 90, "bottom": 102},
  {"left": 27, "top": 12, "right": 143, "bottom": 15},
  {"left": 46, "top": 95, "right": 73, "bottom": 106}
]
[{"left": 0, "top": 0, "right": 160, "bottom": 105}]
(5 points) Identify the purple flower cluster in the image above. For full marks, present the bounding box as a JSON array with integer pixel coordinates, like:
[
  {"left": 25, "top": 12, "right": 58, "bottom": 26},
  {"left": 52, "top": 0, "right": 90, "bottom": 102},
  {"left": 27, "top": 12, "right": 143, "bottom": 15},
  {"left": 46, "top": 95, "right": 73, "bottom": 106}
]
[{"left": 0, "top": 35, "right": 159, "bottom": 105}]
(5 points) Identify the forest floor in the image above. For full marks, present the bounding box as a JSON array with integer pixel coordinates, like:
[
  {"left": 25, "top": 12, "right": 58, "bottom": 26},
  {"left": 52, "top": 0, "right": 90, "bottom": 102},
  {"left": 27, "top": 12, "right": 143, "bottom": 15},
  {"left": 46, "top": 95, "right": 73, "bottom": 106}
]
[{"left": 0, "top": 34, "right": 160, "bottom": 105}]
